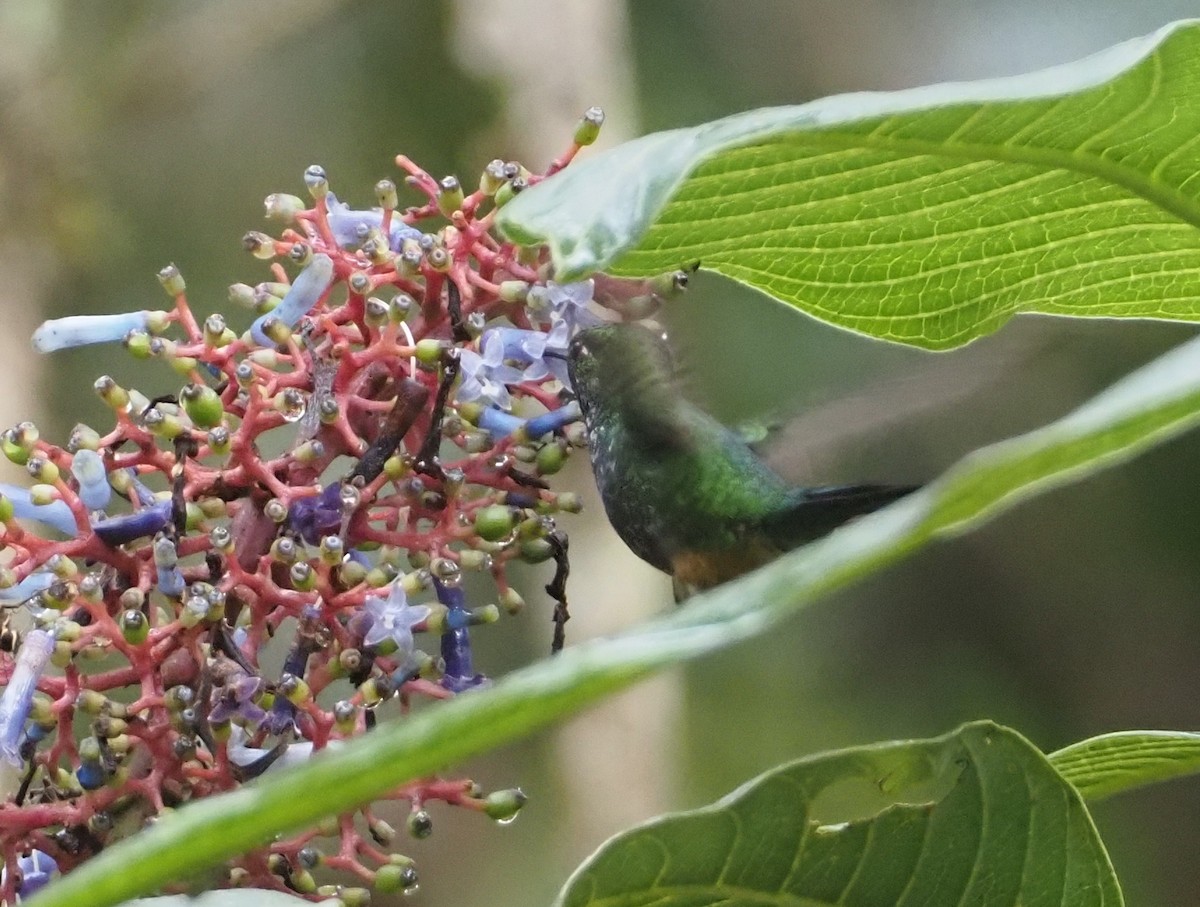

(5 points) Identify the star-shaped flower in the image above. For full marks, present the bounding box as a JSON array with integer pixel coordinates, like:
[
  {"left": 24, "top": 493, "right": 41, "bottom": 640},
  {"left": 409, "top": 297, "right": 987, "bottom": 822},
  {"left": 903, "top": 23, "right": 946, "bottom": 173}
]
[{"left": 362, "top": 581, "right": 430, "bottom": 656}]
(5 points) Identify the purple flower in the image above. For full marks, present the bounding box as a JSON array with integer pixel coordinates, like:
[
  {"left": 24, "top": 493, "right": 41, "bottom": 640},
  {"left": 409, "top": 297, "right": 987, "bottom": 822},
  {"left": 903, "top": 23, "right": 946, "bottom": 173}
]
[
  {"left": 289, "top": 482, "right": 344, "bottom": 545},
  {"left": 362, "top": 581, "right": 430, "bottom": 656},
  {"left": 93, "top": 499, "right": 172, "bottom": 547},
  {"left": 325, "top": 192, "right": 421, "bottom": 251},
  {"left": 31, "top": 311, "right": 155, "bottom": 353},
  {"left": 208, "top": 671, "right": 266, "bottom": 729}
]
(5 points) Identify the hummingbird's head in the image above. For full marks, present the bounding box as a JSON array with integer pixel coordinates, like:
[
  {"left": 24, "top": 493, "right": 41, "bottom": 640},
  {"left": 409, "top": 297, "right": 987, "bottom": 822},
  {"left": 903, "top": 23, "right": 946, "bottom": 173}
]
[{"left": 565, "top": 323, "right": 676, "bottom": 419}]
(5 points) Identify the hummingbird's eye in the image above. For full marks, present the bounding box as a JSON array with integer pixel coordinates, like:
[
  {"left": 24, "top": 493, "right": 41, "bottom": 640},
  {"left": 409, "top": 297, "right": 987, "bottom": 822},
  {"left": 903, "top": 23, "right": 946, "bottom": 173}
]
[{"left": 568, "top": 336, "right": 588, "bottom": 359}]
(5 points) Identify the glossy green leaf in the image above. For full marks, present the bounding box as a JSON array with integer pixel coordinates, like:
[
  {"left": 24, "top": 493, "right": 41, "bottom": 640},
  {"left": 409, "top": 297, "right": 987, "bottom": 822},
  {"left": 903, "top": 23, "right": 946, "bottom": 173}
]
[
  {"left": 1050, "top": 731, "right": 1200, "bottom": 801},
  {"left": 31, "top": 327, "right": 1200, "bottom": 907},
  {"left": 557, "top": 722, "right": 1119, "bottom": 907},
  {"left": 499, "top": 20, "right": 1200, "bottom": 349}
]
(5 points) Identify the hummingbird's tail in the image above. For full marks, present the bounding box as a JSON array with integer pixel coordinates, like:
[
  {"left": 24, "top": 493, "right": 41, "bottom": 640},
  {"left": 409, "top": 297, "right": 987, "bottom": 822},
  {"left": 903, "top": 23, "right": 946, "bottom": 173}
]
[{"left": 763, "top": 483, "right": 918, "bottom": 551}]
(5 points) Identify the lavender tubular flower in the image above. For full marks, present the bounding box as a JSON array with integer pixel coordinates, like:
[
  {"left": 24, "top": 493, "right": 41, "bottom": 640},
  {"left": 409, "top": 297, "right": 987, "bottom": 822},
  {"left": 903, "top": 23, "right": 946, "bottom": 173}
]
[
  {"left": 153, "top": 536, "right": 185, "bottom": 598},
  {"left": 71, "top": 449, "right": 111, "bottom": 511},
  {"left": 0, "top": 572, "right": 54, "bottom": 605},
  {"left": 477, "top": 402, "right": 580, "bottom": 440},
  {"left": 0, "top": 628, "right": 54, "bottom": 799},
  {"left": 93, "top": 499, "right": 172, "bottom": 547},
  {"left": 0, "top": 484, "right": 79, "bottom": 536},
  {"left": 325, "top": 192, "right": 421, "bottom": 251},
  {"left": 31, "top": 311, "right": 155, "bottom": 353},
  {"left": 434, "top": 580, "right": 485, "bottom": 693},
  {"left": 250, "top": 254, "right": 335, "bottom": 346}
]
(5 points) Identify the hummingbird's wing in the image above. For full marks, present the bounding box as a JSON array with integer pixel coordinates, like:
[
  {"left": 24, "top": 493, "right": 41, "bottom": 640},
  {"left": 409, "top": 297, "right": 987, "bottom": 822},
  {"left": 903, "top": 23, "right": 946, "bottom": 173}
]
[{"left": 761, "top": 483, "right": 918, "bottom": 551}]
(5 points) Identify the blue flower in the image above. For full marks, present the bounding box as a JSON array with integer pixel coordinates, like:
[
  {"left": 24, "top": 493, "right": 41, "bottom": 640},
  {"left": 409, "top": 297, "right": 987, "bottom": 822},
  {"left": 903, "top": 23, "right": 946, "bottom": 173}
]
[
  {"left": 153, "top": 536, "right": 185, "bottom": 598},
  {"left": 477, "top": 402, "right": 581, "bottom": 440},
  {"left": 71, "top": 449, "right": 111, "bottom": 511},
  {"left": 0, "top": 572, "right": 55, "bottom": 606},
  {"left": 0, "top": 629, "right": 54, "bottom": 798},
  {"left": 1, "top": 850, "right": 58, "bottom": 897},
  {"left": 31, "top": 311, "right": 154, "bottom": 353},
  {"left": 526, "top": 280, "right": 600, "bottom": 333},
  {"left": 325, "top": 192, "right": 421, "bottom": 251},
  {"left": 93, "top": 499, "right": 172, "bottom": 547},
  {"left": 457, "top": 331, "right": 527, "bottom": 410},
  {"left": 362, "top": 581, "right": 430, "bottom": 656},
  {"left": 0, "top": 484, "right": 78, "bottom": 536},
  {"left": 250, "top": 254, "right": 335, "bottom": 347}
]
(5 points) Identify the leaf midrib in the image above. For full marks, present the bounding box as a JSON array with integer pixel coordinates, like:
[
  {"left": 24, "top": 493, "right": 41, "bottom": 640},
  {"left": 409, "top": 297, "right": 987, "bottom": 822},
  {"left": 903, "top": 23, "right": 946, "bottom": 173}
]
[{"left": 662, "top": 125, "right": 1200, "bottom": 237}]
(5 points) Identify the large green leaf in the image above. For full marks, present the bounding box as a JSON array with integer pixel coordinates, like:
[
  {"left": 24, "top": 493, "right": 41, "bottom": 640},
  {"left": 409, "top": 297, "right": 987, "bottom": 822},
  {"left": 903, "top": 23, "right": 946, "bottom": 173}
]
[
  {"left": 1050, "top": 731, "right": 1200, "bottom": 801},
  {"left": 556, "top": 722, "right": 1120, "bottom": 907},
  {"left": 29, "top": 328, "right": 1200, "bottom": 907},
  {"left": 499, "top": 20, "right": 1200, "bottom": 349}
]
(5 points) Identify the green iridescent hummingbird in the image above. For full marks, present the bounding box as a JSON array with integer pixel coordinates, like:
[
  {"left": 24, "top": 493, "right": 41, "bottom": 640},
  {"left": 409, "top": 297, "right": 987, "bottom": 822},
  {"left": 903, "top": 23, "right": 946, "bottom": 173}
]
[{"left": 564, "top": 323, "right": 916, "bottom": 595}]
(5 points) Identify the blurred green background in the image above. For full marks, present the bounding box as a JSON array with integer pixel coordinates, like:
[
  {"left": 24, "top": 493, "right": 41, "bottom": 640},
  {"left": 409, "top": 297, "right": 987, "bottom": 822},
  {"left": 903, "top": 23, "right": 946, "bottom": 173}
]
[{"left": 3, "top": 2, "right": 1200, "bottom": 904}]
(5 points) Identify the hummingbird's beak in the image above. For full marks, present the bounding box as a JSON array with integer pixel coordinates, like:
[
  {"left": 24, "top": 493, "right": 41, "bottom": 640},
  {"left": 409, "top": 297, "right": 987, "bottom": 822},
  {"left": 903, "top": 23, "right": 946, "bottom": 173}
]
[{"left": 543, "top": 350, "right": 568, "bottom": 361}]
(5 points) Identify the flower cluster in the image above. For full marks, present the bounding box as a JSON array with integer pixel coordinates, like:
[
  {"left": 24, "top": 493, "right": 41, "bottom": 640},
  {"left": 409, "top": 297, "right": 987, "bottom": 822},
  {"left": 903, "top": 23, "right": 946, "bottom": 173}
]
[{"left": 0, "top": 107, "right": 663, "bottom": 902}]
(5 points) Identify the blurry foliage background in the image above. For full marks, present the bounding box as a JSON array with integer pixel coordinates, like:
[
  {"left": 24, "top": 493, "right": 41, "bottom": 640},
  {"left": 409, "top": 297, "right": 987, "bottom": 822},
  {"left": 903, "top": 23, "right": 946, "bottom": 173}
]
[{"left": 2, "top": 2, "right": 1200, "bottom": 904}]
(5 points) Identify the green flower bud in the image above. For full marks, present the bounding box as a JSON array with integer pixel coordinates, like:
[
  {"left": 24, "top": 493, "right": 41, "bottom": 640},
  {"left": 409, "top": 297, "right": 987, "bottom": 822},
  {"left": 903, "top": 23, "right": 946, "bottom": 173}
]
[
  {"left": 574, "top": 106, "right": 605, "bottom": 146},
  {"left": 289, "top": 561, "right": 316, "bottom": 591},
  {"left": 142, "top": 408, "right": 185, "bottom": 440},
  {"left": 474, "top": 505, "right": 514, "bottom": 542},
  {"left": 29, "top": 484, "right": 58, "bottom": 506},
  {"left": 406, "top": 808, "right": 433, "bottom": 839},
  {"left": 231, "top": 285, "right": 263, "bottom": 313},
  {"left": 304, "top": 164, "right": 329, "bottom": 200},
  {"left": 479, "top": 159, "right": 507, "bottom": 196},
  {"left": 557, "top": 492, "right": 583, "bottom": 513},
  {"left": 264, "top": 498, "right": 289, "bottom": 523},
  {"left": 535, "top": 441, "right": 567, "bottom": 475},
  {"left": 180, "top": 383, "right": 224, "bottom": 428},
  {"left": 242, "top": 231, "right": 277, "bottom": 260},
  {"left": 498, "top": 280, "right": 530, "bottom": 302},
  {"left": 94, "top": 376, "right": 130, "bottom": 411},
  {"left": 437, "top": 175, "right": 464, "bottom": 216},
  {"left": 278, "top": 672, "right": 311, "bottom": 705},
  {"left": 519, "top": 538, "right": 554, "bottom": 563},
  {"left": 264, "top": 193, "right": 305, "bottom": 223},
  {"left": 124, "top": 329, "right": 152, "bottom": 359},
  {"left": 51, "top": 639, "right": 73, "bottom": 668},
  {"left": 415, "top": 338, "right": 445, "bottom": 366},
  {"left": 291, "top": 869, "right": 317, "bottom": 894},
  {"left": 458, "top": 549, "right": 491, "bottom": 571},
  {"left": 68, "top": 423, "right": 101, "bottom": 452},
  {"left": 483, "top": 787, "right": 527, "bottom": 822},
  {"left": 375, "top": 178, "right": 398, "bottom": 211},
  {"left": 26, "top": 456, "right": 59, "bottom": 484},
  {"left": 157, "top": 263, "right": 186, "bottom": 297},
  {"left": 119, "top": 609, "right": 149, "bottom": 644},
  {"left": 499, "top": 587, "right": 525, "bottom": 615}
]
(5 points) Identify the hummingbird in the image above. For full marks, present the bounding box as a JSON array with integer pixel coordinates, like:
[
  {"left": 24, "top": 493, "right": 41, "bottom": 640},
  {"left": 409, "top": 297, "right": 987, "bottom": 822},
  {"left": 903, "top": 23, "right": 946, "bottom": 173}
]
[{"left": 563, "top": 323, "right": 917, "bottom": 595}]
